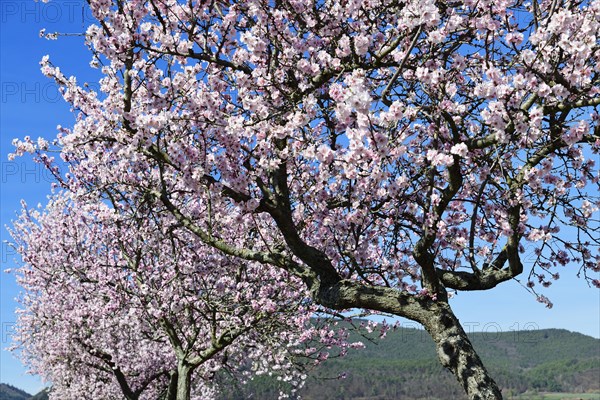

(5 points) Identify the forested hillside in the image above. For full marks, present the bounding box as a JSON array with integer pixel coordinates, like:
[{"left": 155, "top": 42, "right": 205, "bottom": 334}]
[
  {"left": 0, "top": 384, "right": 30, "bottom": 400},
  {"left": 221, "top": 328, "right": 600, "bottom": 399},
  {"left": 0, "top": 385, "right": 48, "bottom": 400}
]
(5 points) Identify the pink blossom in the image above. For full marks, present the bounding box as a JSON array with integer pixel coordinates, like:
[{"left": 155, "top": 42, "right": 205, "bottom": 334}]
[
  {"left": 505, "top": 32, "right": 524, "bottom": 45},
  {"left": 450, "top": 143, "right": 469, "bottom": 158},
  {"left": 427, "top": 149, "right": 454, "bottom": 166}
]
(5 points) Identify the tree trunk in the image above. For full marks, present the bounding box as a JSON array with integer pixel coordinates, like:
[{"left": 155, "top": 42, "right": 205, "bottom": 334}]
[
  {"left": 176, "top": 362, "right": 192, "bottom": 400},
  {"left": 164, "top": 363, "right": 193, "bottom": 400},
  {"left": 421, "top": 302, "right": 503, "bottom": 400}
]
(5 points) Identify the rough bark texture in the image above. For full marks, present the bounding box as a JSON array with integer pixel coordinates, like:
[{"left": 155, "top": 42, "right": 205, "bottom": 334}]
[
  {"left": 176, "top": 363, "right": 192, "bottom": 400},
  {"left": 422, "top": 303, "right": 503, "bottom": 400}
]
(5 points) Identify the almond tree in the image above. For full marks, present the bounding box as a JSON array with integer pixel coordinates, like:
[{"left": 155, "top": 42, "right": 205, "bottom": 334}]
[
  {"left": 11, "top": 0, "right": 599, "bottom": 399},
  {"left": 9, "top": 192, "right": 356, "bottom": 399}
]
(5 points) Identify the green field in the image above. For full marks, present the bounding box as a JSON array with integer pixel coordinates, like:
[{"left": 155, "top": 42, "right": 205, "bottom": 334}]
[{"left": 511, "top": 393, "right": 600, "bottom": 400}]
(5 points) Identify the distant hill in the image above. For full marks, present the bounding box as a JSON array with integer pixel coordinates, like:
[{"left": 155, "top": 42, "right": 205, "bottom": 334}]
[
  {"left": 305, "top": 328, "right": 600, "bottom": 400},
  {"left": 221, "top": 328, "right": 600, "bottom": 399},
  {"left": 26, "top": 389, "right": 48, "bottom": 400},
  {"left": 0, "top": 384, "right": 30, "bottom": 400},
  {"left": 0, "top": 385, "right": 48, "bottom": 400}
]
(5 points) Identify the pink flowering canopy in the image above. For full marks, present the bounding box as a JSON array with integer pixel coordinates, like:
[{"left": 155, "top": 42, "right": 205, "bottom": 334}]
[
  {"left": 10, "top": 192, "right": 362, "bottom": 399},
  {"left": 10, "top": 0, "right": 600, "bottom": 399}
]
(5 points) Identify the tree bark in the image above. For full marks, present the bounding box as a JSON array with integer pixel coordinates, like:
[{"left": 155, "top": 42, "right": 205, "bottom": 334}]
[
  {"left": 176, "top": 362, "right": 192, "bottom": 400},
  {"left": 163, "top": 363, "right": 193, "bottom": 400},
  {"left": 421, "top": 302, "right": 503, "bottom": 400}
]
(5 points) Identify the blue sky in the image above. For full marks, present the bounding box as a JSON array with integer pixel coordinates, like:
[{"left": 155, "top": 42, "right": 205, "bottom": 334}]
[
  {"left": 0, "top": 1, "right": 598, "bottom": 395},
  {"left": 1, "top": 0, "right": 99, "bottom": 393}
]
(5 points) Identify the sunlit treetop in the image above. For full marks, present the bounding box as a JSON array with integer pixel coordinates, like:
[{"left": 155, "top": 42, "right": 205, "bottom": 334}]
[{"left": 15, "top": 0, "right": 598, "bottom": 300}]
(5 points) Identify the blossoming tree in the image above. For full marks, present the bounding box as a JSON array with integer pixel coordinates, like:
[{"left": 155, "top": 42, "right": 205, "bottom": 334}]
[
  {"left": 10, "top": 0, "right": 599, "bottom": 399},
  {"left": 10, "top": 192, "right": 358, "bottom": 399}
]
